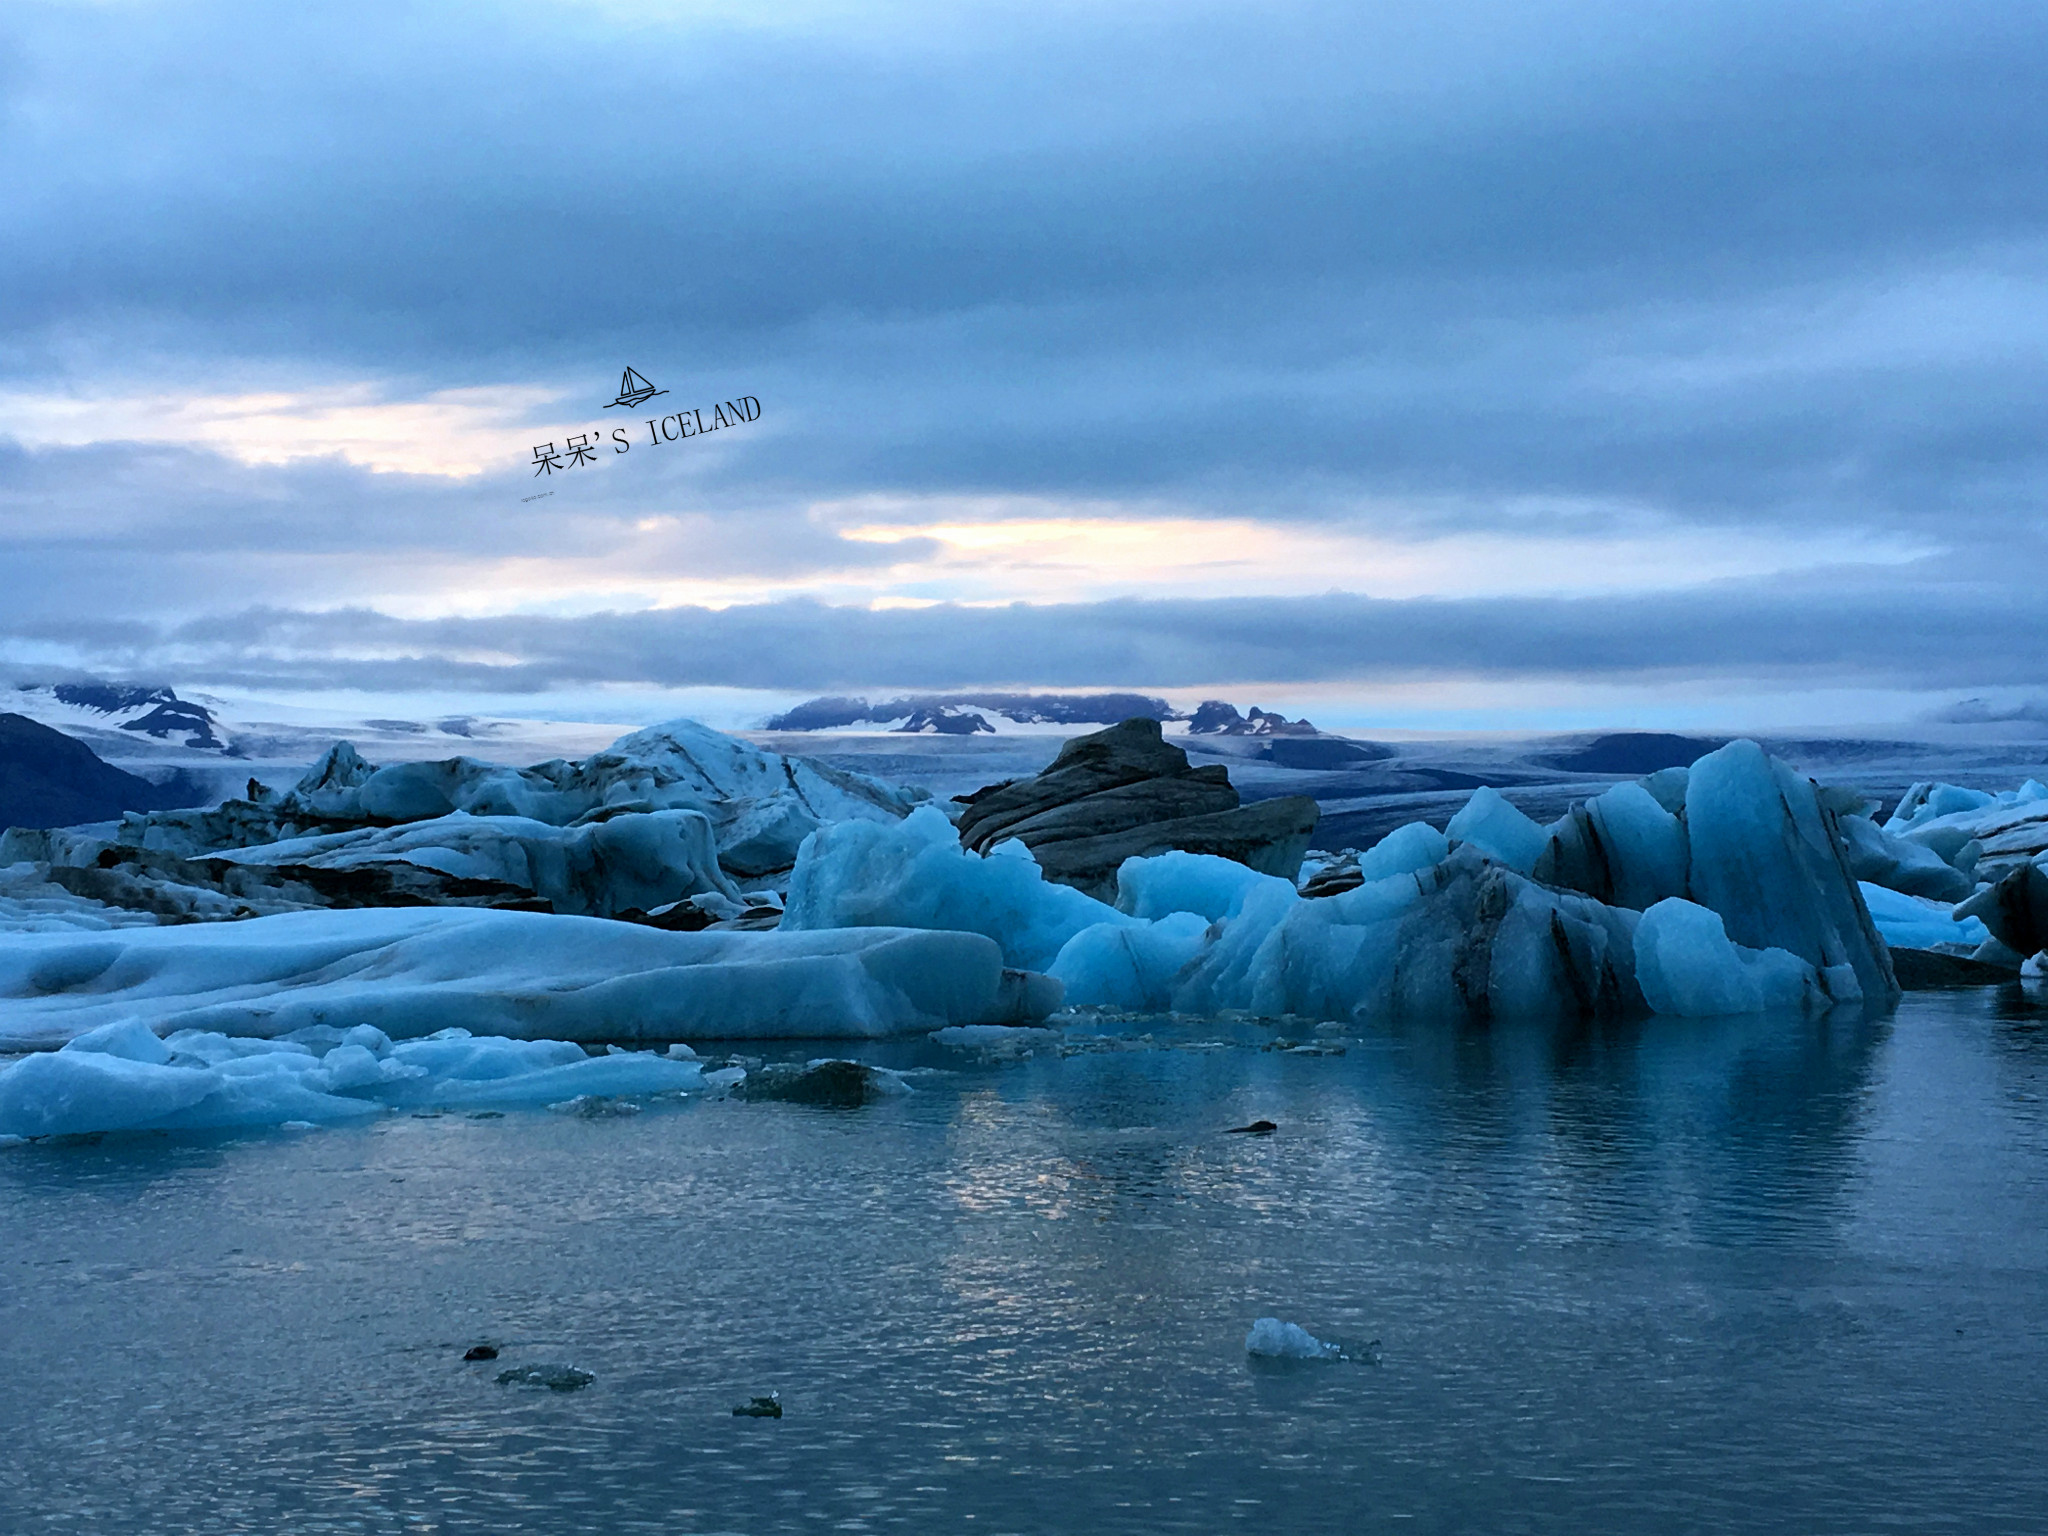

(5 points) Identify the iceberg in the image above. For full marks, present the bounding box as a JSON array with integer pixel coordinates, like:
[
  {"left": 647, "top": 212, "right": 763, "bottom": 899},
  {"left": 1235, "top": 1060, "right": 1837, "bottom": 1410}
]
[
  {"left": 0, "top": 906, "right": 1061, "bottom": 1051},
  {"left": 1445, "top": 785, "right": 1547, "bottom": 874},
  {"left": 1882, "top": 779, "right": 2048, "bottom": 883},
  {"left": 1858, "top": 882, "right": 1991, "bottom": 952},
  {"left": 1885, "top": 781, "right": 2002, "bottom": 832},
  {"left": 1172, "top": 846, "right": 1641, "bottom": 1025},
  {"left": 0, "top": 860, "right": 163, "bottom": 934},
  {"left": 213, "top": 808, "right": 739, "bottom": 916},
  {"left": 1929, "top": 808, "right": 2044, "bottom": 885},
  {"left": 783, "top": 804, "right": 1135, "bottom": 972},
  {"left": 106, "top": 718, "right": 925, "bottom": 882},
  {"left": 779, "top": 742, "right": 1906, "bottom": 1025},
  {"left": 1113, "top": 849, "right": 1293, "bottom": 924},
  {"left": 1354, "top": 820, "right": 1452, "bottom": 883},
  {"left": 1838, "top": 813, "right": 1974, "bottom": 902},
  {"left": 1633, "top": 898, "right": 1822, "bottom": 1017},
  {"left": 10, "top": 726, "right": 1946, "bottom": 1046},
  {"left": 1679, "top": 742, "right": 1894, "bottom": 1008},
  {"left": 1536, "top": 780, "right": 1690, "bottom": 910},
  {"left": 1050, "top": 910, "right": 1212, "bottom": 1010}
]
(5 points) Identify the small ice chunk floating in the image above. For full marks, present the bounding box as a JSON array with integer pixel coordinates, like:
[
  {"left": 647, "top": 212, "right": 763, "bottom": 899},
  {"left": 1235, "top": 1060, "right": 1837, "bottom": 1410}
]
[{"left": 1245, "top": 1318, "right": 1346, "bottom": 1361}]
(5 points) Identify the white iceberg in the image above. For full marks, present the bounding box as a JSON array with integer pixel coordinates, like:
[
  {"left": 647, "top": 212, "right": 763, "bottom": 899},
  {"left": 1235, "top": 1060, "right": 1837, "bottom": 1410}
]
[
  {"left": 1882, "top": 780, "right": 2048, "bottom": 885},
  {"left": 1837, "top": 813, "right": 1974, "bottom": 902}
]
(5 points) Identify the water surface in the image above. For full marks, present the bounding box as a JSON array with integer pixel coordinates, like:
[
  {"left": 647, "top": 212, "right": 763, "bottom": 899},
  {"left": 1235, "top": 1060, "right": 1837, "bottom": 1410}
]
[{"left": 4, "top": 989, "right": 2045, "bottom": 1534}]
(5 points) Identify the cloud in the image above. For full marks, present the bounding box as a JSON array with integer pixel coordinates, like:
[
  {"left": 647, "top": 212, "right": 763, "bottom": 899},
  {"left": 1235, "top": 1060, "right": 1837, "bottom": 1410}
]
[
  {"left": 0, "top": 383, "right": 565, "bottom": 476},
  {"left": 2, "top": 0, "right": 2046, "bottom": 722},
  {"left": 1927, "top": 695, "right": 2048, "bottom": 726},
  {"left": 5, "top": 572, "right": 2042, "bottom": 702}
]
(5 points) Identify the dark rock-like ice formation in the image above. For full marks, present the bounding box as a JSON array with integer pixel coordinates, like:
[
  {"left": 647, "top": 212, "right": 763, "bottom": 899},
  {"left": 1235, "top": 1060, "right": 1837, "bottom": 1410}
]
[{"left": 954, "top": 718, "right": 1319, "bottom": 900}]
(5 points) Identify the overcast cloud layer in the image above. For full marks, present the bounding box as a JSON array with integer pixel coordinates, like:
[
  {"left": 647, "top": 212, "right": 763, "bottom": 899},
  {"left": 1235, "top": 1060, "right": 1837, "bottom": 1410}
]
[{"left": 3, "top": 0, "right": 2046, "bottom": 726}]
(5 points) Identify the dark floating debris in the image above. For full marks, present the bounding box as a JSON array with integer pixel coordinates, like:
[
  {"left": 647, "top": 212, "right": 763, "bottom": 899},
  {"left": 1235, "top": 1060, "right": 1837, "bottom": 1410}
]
[
  {"left": 1226, "top": 1120, "right": 1278, "bottom": 1135},
  {"left": 463, "top": 1344, "right": 499, "bottom": 1362},
  {"left": 496, "top": 1364, "right": 595, "bottom": 1392},
  {"left": 733, "top": 1059, "right": 908, "bottom": 1107},
  {"left": 732, "top": 1394, "right": 783, "bottom": 1418}
]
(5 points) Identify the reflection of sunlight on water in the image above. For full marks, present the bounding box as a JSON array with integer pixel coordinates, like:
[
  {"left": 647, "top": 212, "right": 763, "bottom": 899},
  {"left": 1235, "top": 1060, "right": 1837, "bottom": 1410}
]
[{"left": 942, "top": 1089, "right": 1083, "bottom": 1221}]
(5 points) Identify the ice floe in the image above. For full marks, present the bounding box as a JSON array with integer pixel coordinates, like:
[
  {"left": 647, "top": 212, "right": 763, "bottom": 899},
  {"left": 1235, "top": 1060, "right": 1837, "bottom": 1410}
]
[
  {"left": 0, "top": 1019, "right": 705, "bottom": 1139},
  {"left": 1882, "top": 778, "right": 2048, "bottom": 883},
  {"left": 0, "top": 907, "right": 1060, "bottom": 1051}
]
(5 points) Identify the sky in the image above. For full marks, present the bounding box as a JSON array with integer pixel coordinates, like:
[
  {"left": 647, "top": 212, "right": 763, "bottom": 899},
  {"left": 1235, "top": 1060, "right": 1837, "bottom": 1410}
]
[{"left": 3, "top": 0, "right": 2047, "bottom": 732}]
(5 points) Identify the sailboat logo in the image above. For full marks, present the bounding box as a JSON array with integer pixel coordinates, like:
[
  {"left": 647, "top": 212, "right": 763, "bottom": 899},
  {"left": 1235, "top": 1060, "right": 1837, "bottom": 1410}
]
[{"left": 605, "top": 367, "right": 669, "bottom": 409}]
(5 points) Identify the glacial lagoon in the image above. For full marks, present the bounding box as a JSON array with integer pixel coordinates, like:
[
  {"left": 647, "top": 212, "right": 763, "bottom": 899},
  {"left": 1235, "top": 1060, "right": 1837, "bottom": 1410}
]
[{"left": 4, "top": 988, "right": 2044, "bottom": 1535}]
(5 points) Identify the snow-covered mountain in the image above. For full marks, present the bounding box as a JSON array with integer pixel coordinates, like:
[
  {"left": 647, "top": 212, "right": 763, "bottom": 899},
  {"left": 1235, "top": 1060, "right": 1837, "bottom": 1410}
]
[
  {"left": 6, "top": 681, "right": 637, "bottom": 803},
  {"left": 764, "top": 692, "right": 1179, "bottom": 732},
  {"left": 13, "top": 683, "right": 229, "bottom": 750}
]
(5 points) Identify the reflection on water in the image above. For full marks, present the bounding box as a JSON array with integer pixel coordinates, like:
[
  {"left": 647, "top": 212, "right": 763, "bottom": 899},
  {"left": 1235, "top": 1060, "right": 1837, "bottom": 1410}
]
[{"left": 3, "top": 987, "right": 2046, "bottom": 1535}]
